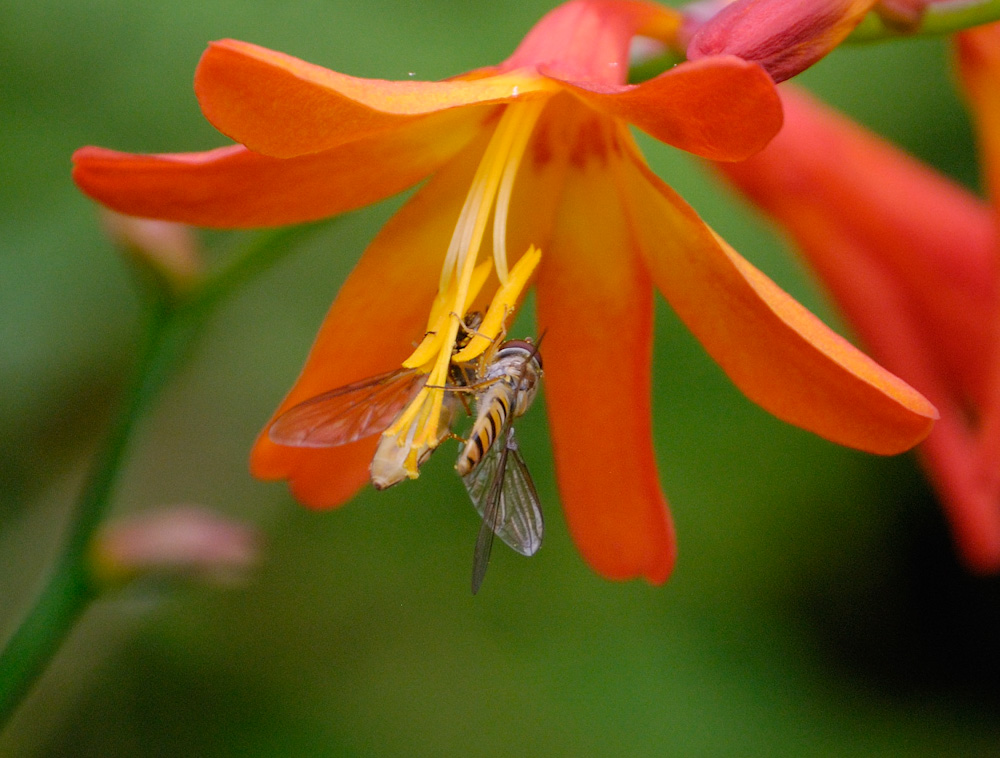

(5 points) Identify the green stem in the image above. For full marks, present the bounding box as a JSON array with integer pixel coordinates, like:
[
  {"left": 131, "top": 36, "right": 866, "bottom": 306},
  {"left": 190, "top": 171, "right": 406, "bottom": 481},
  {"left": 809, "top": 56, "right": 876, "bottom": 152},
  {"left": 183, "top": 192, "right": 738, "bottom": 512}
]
[
  {"left": 848, "top": 0, "right": 1000, "bottom": 43},
  {"left": 0, "top": 221, "right": 325, "bottom": 730},
  {"left": 0, "top": 301, "right": 172, "bottom": 727}
]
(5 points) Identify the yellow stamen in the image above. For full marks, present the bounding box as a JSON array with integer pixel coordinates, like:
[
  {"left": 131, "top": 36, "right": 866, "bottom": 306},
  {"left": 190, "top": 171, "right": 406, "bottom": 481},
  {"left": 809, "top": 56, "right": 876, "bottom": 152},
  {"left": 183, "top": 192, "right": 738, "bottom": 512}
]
[
  {"left": 492, "top": 103, "right": 544, "bottom": 284},
  {"left": 402, "top": 258, "right": 493, "bottom": 370},
  {"left": 412, "top": 318, "right": 461, "bottom": 448},
  {"left": 379, "top": 100, "right": 547, "bottom": 480},
  {"left": 440, "top": 99, "right": 546, "bottom": 294},
  {"left": 451, "top": 245, "right": 541, "bottom": 363}
]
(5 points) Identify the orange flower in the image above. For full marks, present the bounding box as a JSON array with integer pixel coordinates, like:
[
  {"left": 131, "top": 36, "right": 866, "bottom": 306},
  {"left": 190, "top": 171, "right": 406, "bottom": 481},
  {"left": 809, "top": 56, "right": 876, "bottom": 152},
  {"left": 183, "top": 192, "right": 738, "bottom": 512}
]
[
  {"left": 73, "top": 0, "right": 934, "bottom": 583},
  {"left": 715, "top": 23, "right": 1000, "bottom": 571}
]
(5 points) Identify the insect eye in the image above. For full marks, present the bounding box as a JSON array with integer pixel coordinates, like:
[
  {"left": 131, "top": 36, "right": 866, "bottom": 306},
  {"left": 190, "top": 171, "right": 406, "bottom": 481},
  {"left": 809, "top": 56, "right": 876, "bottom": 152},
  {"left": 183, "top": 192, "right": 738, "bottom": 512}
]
[{"left": 497, "top": 339, "right": 541, "bottom": 366}]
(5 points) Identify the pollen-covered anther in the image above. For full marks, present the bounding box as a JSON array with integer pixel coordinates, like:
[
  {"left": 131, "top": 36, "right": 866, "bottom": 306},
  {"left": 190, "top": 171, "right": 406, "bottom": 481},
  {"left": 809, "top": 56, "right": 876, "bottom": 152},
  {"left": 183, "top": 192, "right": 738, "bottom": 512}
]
[{"left": 452, "top": 245, "right": 541, "bottom": 363}]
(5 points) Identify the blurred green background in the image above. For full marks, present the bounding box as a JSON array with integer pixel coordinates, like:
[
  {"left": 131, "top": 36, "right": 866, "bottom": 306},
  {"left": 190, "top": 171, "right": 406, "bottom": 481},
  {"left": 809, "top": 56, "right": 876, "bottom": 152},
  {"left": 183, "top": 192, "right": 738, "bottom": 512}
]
[{"left": 2, "top": 0, "right": 998, "bottom": 755}]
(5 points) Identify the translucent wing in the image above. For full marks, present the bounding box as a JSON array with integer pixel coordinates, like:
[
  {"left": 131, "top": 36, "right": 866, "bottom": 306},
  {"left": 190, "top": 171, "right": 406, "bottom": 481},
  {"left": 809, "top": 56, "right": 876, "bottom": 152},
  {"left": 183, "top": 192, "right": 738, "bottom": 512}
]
[
  {"left": 498, "top": 436, "right": 544, "bottom": 555},
  {"left": 466, "top": 427, "right": 544, "bottom": 594},
  {"left": 469, "top": 438, "right": 507, "bottom": 595},
  {"left": 268, "top": 368, "right": 427, "bottom": 448}
]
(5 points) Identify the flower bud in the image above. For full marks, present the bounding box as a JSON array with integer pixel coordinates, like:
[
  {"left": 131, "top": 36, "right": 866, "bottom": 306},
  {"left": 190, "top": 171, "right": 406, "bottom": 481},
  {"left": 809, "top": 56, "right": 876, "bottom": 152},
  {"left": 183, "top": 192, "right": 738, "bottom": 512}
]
[
  {"left": 874, "top": 0, "right": 927, "bottom": 31},
  {"left": 91, "top": 506, "right": 260, "bottom": 586},
  {"left": 101, "top": 210, "right": 202, "bottom": 295},
  {"left": 678, "top": 0, "right": 740, "bottom": 48},
  {"left": 687, "top": 0, "right": 878, "bottom": 82}
]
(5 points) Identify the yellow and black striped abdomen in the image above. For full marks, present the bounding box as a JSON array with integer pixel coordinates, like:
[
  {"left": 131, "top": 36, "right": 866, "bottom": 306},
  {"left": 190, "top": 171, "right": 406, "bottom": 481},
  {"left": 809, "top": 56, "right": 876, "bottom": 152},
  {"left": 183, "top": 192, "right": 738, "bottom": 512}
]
[
  {"left": 455, "top": 339, "right": 542, "bottom": 478},
  {"left": 456, "top": 386, "right": 512, "bottom": 476}
]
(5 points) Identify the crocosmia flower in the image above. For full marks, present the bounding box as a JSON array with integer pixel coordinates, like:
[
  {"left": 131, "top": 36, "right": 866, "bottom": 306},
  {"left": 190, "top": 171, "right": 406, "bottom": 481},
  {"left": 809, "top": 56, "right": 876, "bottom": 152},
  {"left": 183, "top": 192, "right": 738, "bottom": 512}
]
[
  {"left": 73, "top": 0, "right": 935, "bottom": 584},
  {"left": 715, "top": 22, "right": 1000, "bottom": 571}
]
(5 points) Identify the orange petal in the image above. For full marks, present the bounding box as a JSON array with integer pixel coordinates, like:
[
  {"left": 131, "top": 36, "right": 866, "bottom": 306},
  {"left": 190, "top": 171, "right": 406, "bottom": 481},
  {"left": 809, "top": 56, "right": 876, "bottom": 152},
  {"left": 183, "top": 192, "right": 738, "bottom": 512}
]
[
  {"left": 251, "top": 134, "right": 489, "bottom": 507},
  {"left": 816, "top": 234, "right": 1000, "bottom": 572},
  {"left": 716, "top": 87, "right": 996, "bottom": 408},
  {"left": 715, "top": 85, "right": 1000, "bottom": 573},
  {"left": 921, "top": 415, "right": 1000, "bottom": 573},
  {"left": 72, "top": 110, "right": 483, "bottom": 228},
  {"left": 502, "top": 0, "right": 681, "bottom": 86},
  {"left": 687, "top": 0, "right": 878, "bottom": 82},
  {"left": 955, "top": 24, "right": 1000, "bottom": 530},
  {"left": 536, "top": 125, "right": 675, "bottom": 584},
  {"left": 548, "top": 55, "right": 782, "bottom": 161},
  {"left": 956, "top": 24, "right": 1000, "bottom": 231},
  {"left": 782, "top": 202, "right": 1000, "bottom": 569},
  {"left": 621, "top": 141, "right": 937, "bottom": 455},
  {"left": 195, "top": 39, "right": 551, "bottom": 158}
]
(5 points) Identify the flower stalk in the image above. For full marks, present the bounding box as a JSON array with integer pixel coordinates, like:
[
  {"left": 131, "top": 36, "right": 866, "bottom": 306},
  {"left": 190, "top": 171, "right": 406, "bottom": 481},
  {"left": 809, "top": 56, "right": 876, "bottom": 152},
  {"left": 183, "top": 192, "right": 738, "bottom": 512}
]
[
  {"left": 0, "top": 222, "right": 321, "bottom": 730},
  {"left": 0, "top": 299, "right": 171, "bottom": 729},
  {"left": 850, "top": 0, "right": 1000, "bottom": 41}
]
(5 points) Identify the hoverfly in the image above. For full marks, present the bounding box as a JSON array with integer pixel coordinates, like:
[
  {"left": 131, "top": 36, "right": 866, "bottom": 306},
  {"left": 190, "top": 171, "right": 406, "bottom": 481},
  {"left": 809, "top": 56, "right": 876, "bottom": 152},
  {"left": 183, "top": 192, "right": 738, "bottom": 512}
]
[
  {"left": 267, "top": 319, "right": 545, "bottom": 593},
  {"left": 457, "top": 338, "right": 544, "bottom": 594}
]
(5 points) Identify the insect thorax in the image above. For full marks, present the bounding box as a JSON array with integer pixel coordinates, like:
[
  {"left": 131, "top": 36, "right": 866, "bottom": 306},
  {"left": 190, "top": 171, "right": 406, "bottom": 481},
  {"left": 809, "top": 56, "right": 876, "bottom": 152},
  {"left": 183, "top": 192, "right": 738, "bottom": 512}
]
[{"left": 487, "top": 343, "right": 541, "bottom": 417}]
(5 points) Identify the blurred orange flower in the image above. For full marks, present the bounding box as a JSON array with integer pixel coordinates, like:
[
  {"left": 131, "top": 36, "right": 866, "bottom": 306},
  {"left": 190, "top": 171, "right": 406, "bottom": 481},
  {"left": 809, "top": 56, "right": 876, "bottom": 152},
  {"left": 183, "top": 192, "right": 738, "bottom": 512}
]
[
  {"left": 73, "top": 0, "right": 934, "bottom": 583},
  {"left": 715, "top": 22, "right": 1000, "bottom": 571}
]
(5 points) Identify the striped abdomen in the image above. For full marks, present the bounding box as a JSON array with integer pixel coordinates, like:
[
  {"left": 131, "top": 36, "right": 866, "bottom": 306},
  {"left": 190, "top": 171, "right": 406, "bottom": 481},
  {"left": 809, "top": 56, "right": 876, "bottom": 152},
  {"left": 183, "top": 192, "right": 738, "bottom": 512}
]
[
  {"left": 455, "top": 341, "right": 541, "bottom": 477},
  {"left": 456, "top": 384, "right": 515, "bottom": 476}
]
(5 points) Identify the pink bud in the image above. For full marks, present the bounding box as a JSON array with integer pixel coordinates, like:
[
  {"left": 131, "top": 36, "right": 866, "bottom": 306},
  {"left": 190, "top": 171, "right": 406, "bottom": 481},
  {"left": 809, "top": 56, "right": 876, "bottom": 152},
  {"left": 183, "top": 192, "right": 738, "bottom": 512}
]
[
  {"left": 92, "top": 506, "right": 260, "bottom": 586},
  {"left": 100, "top": 210, "right": 202, "bottom": 293},
  {"left": 874, "top": 0, "right": 928, "bottom": 30},
  {"left": 678, "top": 0, "right": 740, "bottom": 48},
  {"left": 687, "top": 0, "right": 878, "bottom": 82}
]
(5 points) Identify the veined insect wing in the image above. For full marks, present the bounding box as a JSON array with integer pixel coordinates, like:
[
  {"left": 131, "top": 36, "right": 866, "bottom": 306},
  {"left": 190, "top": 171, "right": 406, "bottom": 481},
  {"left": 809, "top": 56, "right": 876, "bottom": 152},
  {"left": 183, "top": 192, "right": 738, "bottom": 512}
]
[
  {"left": 467, "top": 426, "right": 544, "bottom": 593},
  {"left": 269, "top": 313, "right": 486, "bottom": 450},
  {"left": 468, "top": 425, "right": 543, "bottom": 552},
  {"left": 469, "top": 429, "right": 508, "bottom": 595},
  {"left": 268, "top": 367, "right": 427, "bottom": 448}
]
